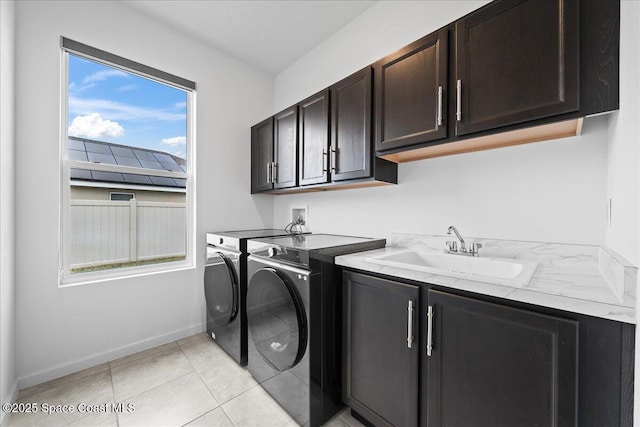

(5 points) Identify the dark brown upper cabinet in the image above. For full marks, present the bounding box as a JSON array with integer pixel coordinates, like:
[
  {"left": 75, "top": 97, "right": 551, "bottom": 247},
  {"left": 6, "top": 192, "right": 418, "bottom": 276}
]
[
  {"left": 250, "top": 117, "right": 274, "bottom": 193},
  {"left": 298, "top": 89, "right": 330, "bottom": 186},
  {"left": 454, "top": 0, "right": 579, "bottom": 136},
  {"left": 375, "top": 29, "right": 448, "bottom": 152},
  {"left": 273, "top": 106, "right": 298, "bottom": 189},
  {"left": 331, "top": 67, "right": 373, "bottom": 182}
]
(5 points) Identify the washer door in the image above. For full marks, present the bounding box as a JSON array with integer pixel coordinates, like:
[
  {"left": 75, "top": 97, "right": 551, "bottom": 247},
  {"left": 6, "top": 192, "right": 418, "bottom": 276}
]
[
  {"left": 247, "top": 267, "right": 307, "bottom": 371},
  {"left": 204, "top": 252, "right": 239, "bottom": 328}
]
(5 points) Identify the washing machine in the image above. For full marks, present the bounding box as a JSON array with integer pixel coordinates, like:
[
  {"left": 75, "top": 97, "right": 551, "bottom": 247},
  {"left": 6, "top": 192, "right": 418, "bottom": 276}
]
[
  {"left": 246, "top": 234, "right": 386, "bottom": 426},
  {"left": 204, "top": 229, "right": 302, "bottom": 366}
]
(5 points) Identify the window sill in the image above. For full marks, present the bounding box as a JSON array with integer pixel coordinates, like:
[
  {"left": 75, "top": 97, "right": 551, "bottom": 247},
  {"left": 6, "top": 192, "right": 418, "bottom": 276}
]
[{"left": 59, "top": 260, "right": 195, "bottom": 287}]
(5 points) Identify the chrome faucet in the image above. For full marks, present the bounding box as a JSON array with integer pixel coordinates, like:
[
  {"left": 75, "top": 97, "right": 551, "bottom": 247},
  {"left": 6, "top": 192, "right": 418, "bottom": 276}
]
[{"left": 445, "top": 226, "right": 482, "bottom": 257}]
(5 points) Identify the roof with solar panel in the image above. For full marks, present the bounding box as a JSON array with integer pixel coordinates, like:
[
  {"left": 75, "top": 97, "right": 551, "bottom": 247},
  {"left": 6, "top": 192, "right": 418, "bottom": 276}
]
[{"left": 68, "top": 136, "right": 186, "bottom": 189}]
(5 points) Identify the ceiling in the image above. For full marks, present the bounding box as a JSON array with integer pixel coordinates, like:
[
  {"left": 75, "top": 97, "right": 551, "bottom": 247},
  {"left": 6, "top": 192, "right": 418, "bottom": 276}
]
[{"left": 121, "top": 1, "right": 376, "bottom": 76}]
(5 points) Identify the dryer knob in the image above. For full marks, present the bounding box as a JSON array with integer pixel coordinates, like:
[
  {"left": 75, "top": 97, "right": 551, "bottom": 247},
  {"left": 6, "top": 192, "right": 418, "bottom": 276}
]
[{"left": 268, "top": 247, "right": 278, "bottom": 257}]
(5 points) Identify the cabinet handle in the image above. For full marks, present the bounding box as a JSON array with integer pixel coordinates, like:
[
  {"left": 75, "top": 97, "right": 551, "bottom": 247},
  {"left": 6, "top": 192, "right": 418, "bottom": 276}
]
[
  {"left": 437, "top": 86, "right": 443, "bottom": 127},
  {"left": 266, "top": 162, "right": 272, "bottom": 183},
  {"left": 322, "top": 150, "right": 328, "bottom": 173},
  {"left": 330, "top": 145, "right": 337, "bottom": 172},
  {"left": 407, "top": 300, "right": 414, "bottom": 349},
  {"left": 426, "top": 305, "right": 434, "bottom": 356},
  {"left": 456, "top": 80, "right": 462, "bottom": 122},
  {"left": 271, "top": 162, "right": 277, "bottom": 184}
]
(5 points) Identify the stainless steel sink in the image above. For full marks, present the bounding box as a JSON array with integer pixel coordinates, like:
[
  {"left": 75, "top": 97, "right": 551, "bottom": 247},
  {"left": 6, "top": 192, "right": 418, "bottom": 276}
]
[{"left": 367, "top": 250, "right": 538, "bottom": 287}]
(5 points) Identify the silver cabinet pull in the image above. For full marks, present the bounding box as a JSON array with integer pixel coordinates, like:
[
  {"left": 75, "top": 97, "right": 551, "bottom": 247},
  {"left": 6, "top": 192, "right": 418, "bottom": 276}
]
[
  {"left": 271, "top": 162, "right": 277, "bottom": 184},
  {"left": 407, "top": 300, "right": 414, "bottom": 349},
  {"left": 322, "top": 150, "right": 328, "bottom": 173},
  {"left": 456, "top": 80, "right": 462, "bottom": 122},
  {"left": 426, "top": 305, "right": 434, "bottom": 356},
  {"left": 330, "top": 145, "right": 337, "bottom": 172},
  {"left": 266, "top": 162, "right": 271, "bottom": 183},
  {"left": 437, "top": 86, "right": 443, "bottom": 126}
]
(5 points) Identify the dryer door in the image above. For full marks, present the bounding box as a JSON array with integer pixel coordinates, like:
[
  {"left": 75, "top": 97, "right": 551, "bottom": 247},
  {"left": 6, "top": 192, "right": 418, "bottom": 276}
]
[
  {"left": 247, "top": 267, "right": 307, "bottom": 371},
  {"left": 204, "top": 248, "right": 239, "bottom": 329}
]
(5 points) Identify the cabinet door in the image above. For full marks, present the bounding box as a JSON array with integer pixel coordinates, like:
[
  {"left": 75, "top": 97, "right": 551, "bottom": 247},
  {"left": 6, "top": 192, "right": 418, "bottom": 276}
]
[
  {"left": 250, "top": 117, "right": 274, "bottom": 193},
  {"left": 455, "top": 0, "right": 579, "bottom": 136},
  {"left": 273, "top": 106, "right": 298, "bottom": 189},
  {"left": 299, "top": 89, "right": 330, "bottom": 186},
  {"left": 375, "top": 29, "right": 448, "bottom": 152},
  {"left": 343, "top": 272, "right": 419, "bottom": 427},
  {"left": 331, "top": 67, "right": 372, "bottom": 182},
  {"left": 425, "top": 290, "right": 578, "bottom": 427}
]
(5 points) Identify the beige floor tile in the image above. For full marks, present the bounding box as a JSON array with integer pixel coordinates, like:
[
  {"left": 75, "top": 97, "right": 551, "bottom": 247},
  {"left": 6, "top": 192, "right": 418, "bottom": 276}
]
[
  {"left": 322, "top": 416, "right": 349, "bottom": 427},
  {"left": 222, "top": 386, "right": 298, "bottom": 427},
  {"left": 111, "top": 345, "right": 193, "bottom": 401},
  {"left": 17, "top": 363, "right": 110, "bottom": 400},
  {"left": 117, "top": 372, "right": 217, "bottom": 427},
  {"left": 177, "top": 332, "right": 206, "bottom": 346},
  {"left": 184, "top": 407, "right": 234, "bottom": 427},
  {"left": 8, "top": 370, "right": 114, "bottom": 427},
  {"left": 197, "top": 359, "right": 258, "bottom": 404},
  {"left": 338, "top": 408, "right": 366, "bottom": 427},
  {"left": 109, "top": 341, "right": 178, "bottom": 369},
  {"left": 64, "top": 411, "right": 118, "bottom": 427},
  {"left": 179, "top": 334, "right": 232, "bottom": 372}
]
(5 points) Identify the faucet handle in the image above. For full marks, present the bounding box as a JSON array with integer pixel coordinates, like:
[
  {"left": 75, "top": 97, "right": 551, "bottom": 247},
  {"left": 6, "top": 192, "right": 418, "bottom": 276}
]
[
  {"left": 445, "top": 241, "right": 457, "bottom": 252},
  {"left": 470, "top": 242, "right": 483, "bottom": 256}
]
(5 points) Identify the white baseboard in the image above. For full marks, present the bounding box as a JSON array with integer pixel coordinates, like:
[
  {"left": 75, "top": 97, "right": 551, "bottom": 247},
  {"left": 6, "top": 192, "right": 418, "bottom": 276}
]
[
  {"left": 17, "top": 322, "right": 205, "bottom": 390},
  {"left": 1, "top": 378, "right": 19, "bottom": 427}
]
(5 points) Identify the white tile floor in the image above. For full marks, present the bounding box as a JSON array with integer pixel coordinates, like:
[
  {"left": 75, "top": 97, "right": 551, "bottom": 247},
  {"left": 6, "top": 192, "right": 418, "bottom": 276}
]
[{"left": 7, "top": 333, "right": 365, "bottom": 427}]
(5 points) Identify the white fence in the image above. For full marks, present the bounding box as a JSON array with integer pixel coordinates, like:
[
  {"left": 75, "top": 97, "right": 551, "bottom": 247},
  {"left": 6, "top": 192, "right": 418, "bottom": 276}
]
[{"left": 70, "top": 199, "right": 186, "bottom": 268}]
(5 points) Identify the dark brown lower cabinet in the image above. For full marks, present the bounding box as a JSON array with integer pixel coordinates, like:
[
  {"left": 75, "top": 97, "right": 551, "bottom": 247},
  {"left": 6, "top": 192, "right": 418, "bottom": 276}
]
[
  {"left": 342, "top": 271, "right": 419, "bottom": 427},
  {"left": 342, "top": 271, "right": 634, "bottom": 427},
  {"left": 425, "top": 290, "right": 578, "bottom": 427}
]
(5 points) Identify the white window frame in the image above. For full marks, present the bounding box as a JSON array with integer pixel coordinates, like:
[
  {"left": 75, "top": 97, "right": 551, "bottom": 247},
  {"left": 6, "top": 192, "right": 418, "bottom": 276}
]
[{"left": 59, "top": 37, "right": 197, "bottom": 286}]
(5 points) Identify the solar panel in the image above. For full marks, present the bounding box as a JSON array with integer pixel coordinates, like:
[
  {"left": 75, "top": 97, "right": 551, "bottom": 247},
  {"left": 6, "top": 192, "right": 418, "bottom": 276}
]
[
  {"left": 111, "top": 146, "right": 137, "bottom": 158},
  {"left": 139, "top": 160, "right": 164, "bottom": 170},
  {"left": 68, "top": 138, "right": 85, "bottom": 151},
  {"left": 68, "top": 149, "right": 88, "bottom": 162},
  {"left": 115, "top": 156, "right": 143, "bottom": 168},
  {"left": 87, "top": 152, "right": 117, "bottom": 164},
  {"left": 85, "top": 141, "right": 113, "bottom": 154},
  {"left": 149, "top": 176, "right": 178, "bottom": 187},
  {"left": 122, "top": 174, "right": 153, "bottom": 185},
  {"left": 70, "top": 169, "right": 92, "bottom": 180},
  {"left": 91, "top": 171, "right": 125, "bottom": 182}
]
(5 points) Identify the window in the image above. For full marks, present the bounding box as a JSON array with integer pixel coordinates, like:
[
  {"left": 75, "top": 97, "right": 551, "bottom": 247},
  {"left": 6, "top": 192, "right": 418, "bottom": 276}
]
[
  {"left": 109, "top": 192, "right": 135, "bottom": 201},
  {"left": 60, "top": 37, "right": 196, "bottom": 284}
]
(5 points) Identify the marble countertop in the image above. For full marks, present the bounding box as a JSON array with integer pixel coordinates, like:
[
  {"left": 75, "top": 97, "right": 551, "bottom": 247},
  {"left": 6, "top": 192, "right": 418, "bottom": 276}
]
[{"left": 336, "top": 233, "right": 637, "bottom": 324}]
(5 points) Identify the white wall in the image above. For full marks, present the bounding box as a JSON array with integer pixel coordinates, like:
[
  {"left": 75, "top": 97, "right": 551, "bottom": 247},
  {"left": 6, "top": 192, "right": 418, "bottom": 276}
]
[
  {"left": 272, "top": 0, "right": 608, "bottom": 245},
  {"left": 1, "top": 0, "right": 18, "bottom": 422},
  {"left": 604, "top": 2, "right": 640, "bottom": 424},
  {"left": 606, "top": 1, "right": 640, "bottom": 267},
  {"left": 14, "top": 0, "right": 274, "bottom": 387}
]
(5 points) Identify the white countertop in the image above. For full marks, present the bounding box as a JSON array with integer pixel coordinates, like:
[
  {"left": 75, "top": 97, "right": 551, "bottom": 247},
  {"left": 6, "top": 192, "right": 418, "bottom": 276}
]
[{"left": 335, "top": 233, "right": 637, "bottom": 324}]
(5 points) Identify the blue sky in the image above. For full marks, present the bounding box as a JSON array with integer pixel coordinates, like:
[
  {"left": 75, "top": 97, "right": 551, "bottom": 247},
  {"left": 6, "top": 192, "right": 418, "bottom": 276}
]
[{"left": 67, "top": 54, "right": 187, "bottom": 159}]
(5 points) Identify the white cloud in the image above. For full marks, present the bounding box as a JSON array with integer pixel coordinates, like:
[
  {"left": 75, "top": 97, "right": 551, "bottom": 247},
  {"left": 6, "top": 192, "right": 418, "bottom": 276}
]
[
  {"left": 69, "top": 96, "right": 186, "bottom": 122},
  {"left": 174, "top": 101, "right": 187, "bottom": 110},
  {"left": 83, "top": 69, "right": 128, "bottom": 84},
  {"left": 171, "top": 150, "right": 186, "bottom": 160},
  {"left": 117, "top": 84, "right": 138, "bottom": 93},
  {"left": 68, "top": 113, "right": 125, "bottom": 139},
  {"left": 161, "top": 136, "right": 186, "bottom": 146}
]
